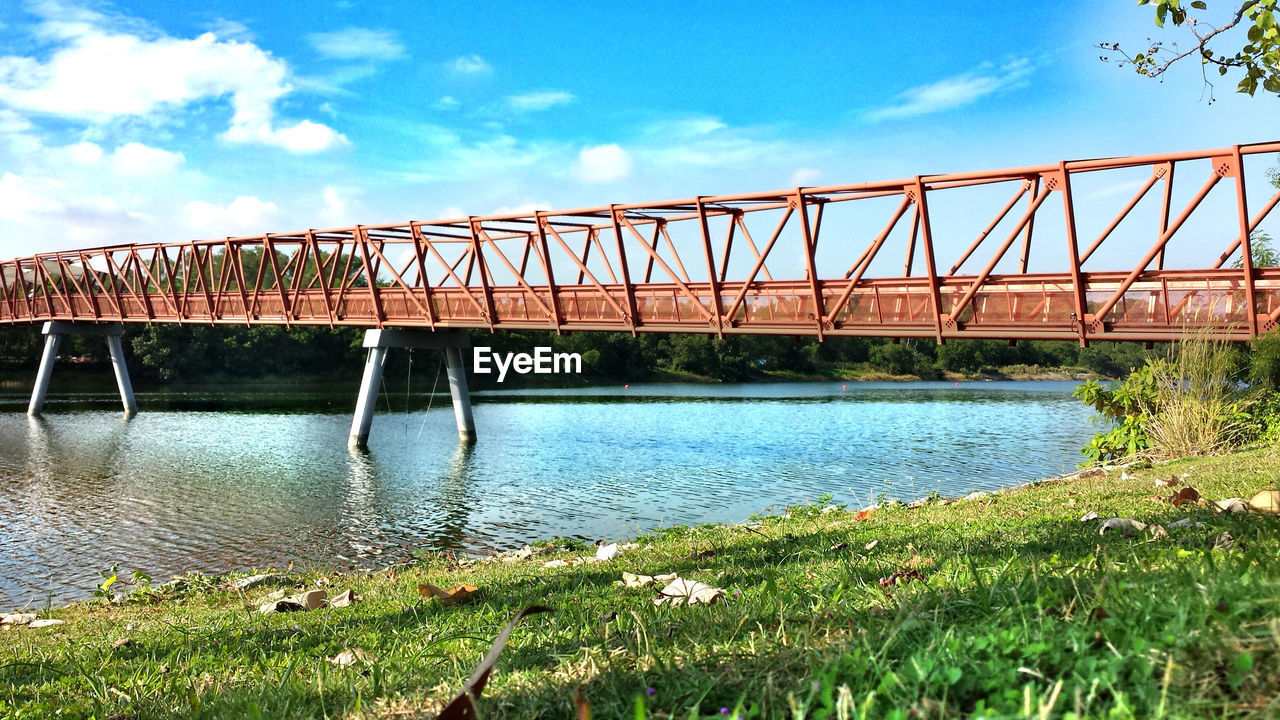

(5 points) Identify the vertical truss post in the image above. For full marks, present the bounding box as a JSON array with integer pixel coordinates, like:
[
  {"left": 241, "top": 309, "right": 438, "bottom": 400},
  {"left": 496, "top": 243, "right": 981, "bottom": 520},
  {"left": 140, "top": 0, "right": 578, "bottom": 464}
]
[
  {"left": 1232, "top": 146, "right": 1260, "bottom": 337},
  {"left": 695, "top": 197, "right": 725, "bottom": 337},
  {"left": 1155, "top": 163, "right": 1175, "bottom": 271},
  {"left": 609, "top": 205, "right": 640, "bottom": 334},
  {"left": 468, "top": 219, "right": 498, "bottom": 331},
  {"left": 533, "top": 213, "right": 564, "bottom": 332},
  {"left": 1056, "top": 163, "right": 1090, "bottom": 346},
  {"left": 912, "top": 178, "right": 945, "bottom": 344},
  {"left": 1018, "top": 176, "right": 1040, "bottom": 273},
  {"left": 795, "top": 191, "right": 825, "bottom": 340}
]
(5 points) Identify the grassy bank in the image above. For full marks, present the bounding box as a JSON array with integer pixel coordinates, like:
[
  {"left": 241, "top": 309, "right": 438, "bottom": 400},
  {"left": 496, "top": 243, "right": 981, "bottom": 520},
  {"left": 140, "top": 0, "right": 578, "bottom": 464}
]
[{"left": 3, "top": 450, "right": 1280, "bottom": 719}]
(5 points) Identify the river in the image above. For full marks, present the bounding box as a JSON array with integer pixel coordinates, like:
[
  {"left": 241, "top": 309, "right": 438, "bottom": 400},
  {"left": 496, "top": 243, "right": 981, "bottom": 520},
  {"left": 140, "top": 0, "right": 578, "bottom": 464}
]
[{"left": 0, "top": 380, "right": 1096, "bottom": 606}]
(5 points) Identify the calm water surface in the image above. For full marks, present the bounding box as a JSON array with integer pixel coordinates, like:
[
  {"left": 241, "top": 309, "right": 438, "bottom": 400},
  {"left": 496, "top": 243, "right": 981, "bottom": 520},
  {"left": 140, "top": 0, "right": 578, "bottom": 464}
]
[{"left": 0, "top": 380, "right": 1095, "bottom": 606}]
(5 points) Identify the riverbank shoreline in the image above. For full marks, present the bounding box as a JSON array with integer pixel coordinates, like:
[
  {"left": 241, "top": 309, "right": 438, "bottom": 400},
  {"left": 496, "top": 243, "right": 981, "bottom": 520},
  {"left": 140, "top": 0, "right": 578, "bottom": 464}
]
[{"left": 4, "top": 447, "right": 1278, "bottom": 718}]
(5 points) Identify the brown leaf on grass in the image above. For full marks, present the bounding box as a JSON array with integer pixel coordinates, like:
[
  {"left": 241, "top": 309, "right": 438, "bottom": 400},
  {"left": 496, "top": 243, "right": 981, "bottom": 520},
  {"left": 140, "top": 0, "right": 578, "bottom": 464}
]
[
  {"left": 1213, "top": 532, "right": 1236, "bottom": 551},
  {"left": 906, "top": 545, "right": 935, "bottom": 568},
  {"left": 828, "top": 542, "right": 848, "bottom": 552},
  {"left": 1088, "top": 606, "right": 1109, "bottom": 621},
  {"left": 864, "top": 539, "right": 879, "bottom": 551},
  {"left": 1146, "top": 525, "right": 1170, "bottom": 542},
  {"left": 1170, "top": 486, "right": 1200, "bottom": 507},
  {"left": 1155, "top": 476, "right": 1180, "bottom": 488},
  {"left": 111, "top": 637, "right": 132, "bottom": 649},
  {"left": 418, "top": 583, "right": 479, "bottom": 606},
  {"left": 853, "top": 509, "right": 873, "bottom": 521},
  {"left": 878, "top": 569, "right": 925, "bottom": 590},
  {"left": 576, "top": 686, "right": 592, "bottom": 720},
  {"left": 1078, "top": 510, "right": 1099, "bottom": 522},
  {"left": 1248, "top": 489, "right": 1280, "bottom": 514}
]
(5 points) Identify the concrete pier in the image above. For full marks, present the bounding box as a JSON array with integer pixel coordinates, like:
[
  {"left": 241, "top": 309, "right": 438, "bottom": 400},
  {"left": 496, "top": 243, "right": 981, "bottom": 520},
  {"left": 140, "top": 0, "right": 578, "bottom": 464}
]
[
  {"left": 28, "top": 321, "right": 136, "bottom": 416},
  {"left": 347, "top": 329, "right": 474, "bottom": 448}
]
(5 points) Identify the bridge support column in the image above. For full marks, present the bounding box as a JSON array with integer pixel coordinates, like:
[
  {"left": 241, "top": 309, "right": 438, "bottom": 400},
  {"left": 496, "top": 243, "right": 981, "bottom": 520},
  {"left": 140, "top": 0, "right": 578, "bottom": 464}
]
[
  {"left": 445, "top": 346, "right": 476, "bottom": 443},
  {"left": 347, "top": 329, "right": 474, "bottom": 449},
  {"left": 28, "top": 321, "right": 136, "bottom": 416}
]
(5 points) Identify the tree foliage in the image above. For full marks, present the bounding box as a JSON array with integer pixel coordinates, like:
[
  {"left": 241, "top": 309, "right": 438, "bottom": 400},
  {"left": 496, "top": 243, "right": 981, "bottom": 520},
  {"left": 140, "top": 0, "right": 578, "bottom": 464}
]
[{"left": 1099, "top": 0, "right": 1280, "bottom": 100}]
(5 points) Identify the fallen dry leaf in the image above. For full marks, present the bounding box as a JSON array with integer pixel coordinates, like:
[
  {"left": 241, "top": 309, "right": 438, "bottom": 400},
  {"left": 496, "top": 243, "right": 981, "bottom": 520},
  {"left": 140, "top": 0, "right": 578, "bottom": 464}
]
[
  {"left": 1079, "top": 510, "right": 1099, "bottom": 523},
  {"left": 595, "top": 543, "right": 618, "bottom": 562},
  {"left": 28, "top": 619, "right": 64, "bottom": 629},
  {"left": 258, "top": 589, "right": 326, "bottom": 614},
  {"left": 0, "top": 613, "right": 35, "bottom": 626},
  {"left": 828, "top": 542, "right": 848, "bottom": 552},
  {"left": 620, "top": 572, "right": 653, "bottom": 588},
  {"left": 1170, "top": 486, "right": 1201, "bottom": 507},
  {"left": 418, "top": 583, "right": 478, "bottom": 606},
  {"left": 543, "top": 559, "right": 568, "bottom": 568},
  {"left": 111, "top": 637, "right": 132, "bottom": 649},
  {"left": 906, "top": 545, "right": 935, "bottom": 568},
  {"left": 654, "top": 577, "right": 726, "bottom": 607},
  {"left": 864, "top": 539, "right": 879, "bottom": 551},
  {"left": 1099, "top": 517, "right": 1147, "bottom": 536},
  {"left": 1213, "top": 532, "right": 1236, "bottom": 550},
  {"left": 879, "top": 569, "right": 925, "bottom": 590},
  {"left": 1248, "top": 489, "right": 1280, "bottom": 514},
  {"left": 1169, "top": 517, "right": 1207, "bottom": 529},
  {"left": 853, "top": 509, "right": 873, "bottom": 521},
  {"left": 1213, "top": 498, "right": 1249, "bottom": 514},
  {"left": 329, "top": 647, "right": 377, "bottom": 667},
  {"left": 1146, "top": 525, "right": 1170, "bottom": 542},
  {"left": 326, "top": 589, "right": 357, "bottom": 608},
  {"left": 1155, "top": 476, "right": 1178, "bottom": 488}
]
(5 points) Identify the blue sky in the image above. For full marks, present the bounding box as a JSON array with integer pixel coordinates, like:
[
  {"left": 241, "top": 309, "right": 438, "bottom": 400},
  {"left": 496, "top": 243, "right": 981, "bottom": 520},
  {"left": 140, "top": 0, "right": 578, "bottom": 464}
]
[{"left": 0, "top": 0, "right": 1276, "bottom": 260}]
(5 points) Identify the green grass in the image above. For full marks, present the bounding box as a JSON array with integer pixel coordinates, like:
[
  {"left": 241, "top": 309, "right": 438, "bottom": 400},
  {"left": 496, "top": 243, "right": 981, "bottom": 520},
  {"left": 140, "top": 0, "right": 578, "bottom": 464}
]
[{"left": 3, "top": 450, "right": 1280, "bottom": 719}]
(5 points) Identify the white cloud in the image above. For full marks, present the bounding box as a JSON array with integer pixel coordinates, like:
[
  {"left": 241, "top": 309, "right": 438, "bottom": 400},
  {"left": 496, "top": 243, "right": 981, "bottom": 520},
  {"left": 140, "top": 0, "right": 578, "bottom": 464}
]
[
  {"left": 572, "top": 144, "right": 633, "bottom": 183},
  {"left": 0, "top": 6, "right": 347, "bottom": 153},
  {"left": 183, "top": 195, "right": 280, "bottom": 237},
  {"left": 864, "top": 59, "right": 1032, "bottom": 121},
  {"left": 450, "top": 54, "right": 490, "bottom": 74},
  {"left": 232, "top": 119, "right": 347, "bottom": 154},
  {"left": 491, "top": 202, "right": 551, "bottom": 215},
  {"left": 791, "top": 167, "right": 823, "bottom": 186},
  {"left": 308, "top": 27, "right": 406, "bottom": 61},
  {"left": 438, "top": 206, "right": 466, "bottom": 219},
  {"left": 0, "top": 172, "right": 65, "bottom": 222},
  {"left": 435, "top": 95, "right": 460, "bottom": 110},
  {"left": 506, "top": 91, "right": 574, "bottom": 112},
  {"left": 111, "top": 142, "right": 184, "bottom": 174},
  {"left": 205, "top": 18, "right": 254, "bottom": 42}
]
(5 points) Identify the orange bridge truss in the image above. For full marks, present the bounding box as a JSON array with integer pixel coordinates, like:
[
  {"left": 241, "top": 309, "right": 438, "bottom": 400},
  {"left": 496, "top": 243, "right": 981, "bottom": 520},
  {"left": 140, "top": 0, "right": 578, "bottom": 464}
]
[{"left": 3, "top": 141, "right": 1280, "bottom": 344}]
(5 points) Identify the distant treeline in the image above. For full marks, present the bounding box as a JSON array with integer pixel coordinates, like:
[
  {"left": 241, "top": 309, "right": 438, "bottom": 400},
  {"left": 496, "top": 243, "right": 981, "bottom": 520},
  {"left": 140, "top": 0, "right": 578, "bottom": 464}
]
[{"left": 0, "top": 324, "right": 1162, "bottom": 387}]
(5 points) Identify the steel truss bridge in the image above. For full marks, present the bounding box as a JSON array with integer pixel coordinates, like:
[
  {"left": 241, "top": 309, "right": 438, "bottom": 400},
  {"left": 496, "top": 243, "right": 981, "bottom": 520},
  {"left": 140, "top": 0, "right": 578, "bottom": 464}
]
[{"left": 3, "top": 141, "right": 1280, "bottom": 344}]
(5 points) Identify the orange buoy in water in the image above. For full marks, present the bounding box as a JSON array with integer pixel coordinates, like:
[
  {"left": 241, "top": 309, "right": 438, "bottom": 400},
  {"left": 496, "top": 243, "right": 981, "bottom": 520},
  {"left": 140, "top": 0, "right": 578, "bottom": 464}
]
[
  {"left": 624, "top": 383, "right": 630, "bottom": 390},
  {"left": 841, "top": 384, "right": 847, "bottom": 390}
]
